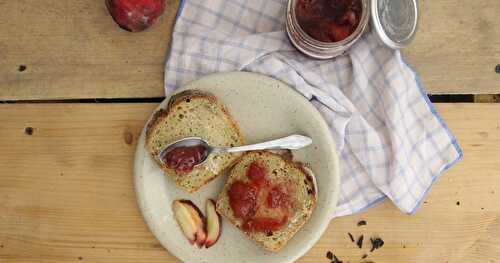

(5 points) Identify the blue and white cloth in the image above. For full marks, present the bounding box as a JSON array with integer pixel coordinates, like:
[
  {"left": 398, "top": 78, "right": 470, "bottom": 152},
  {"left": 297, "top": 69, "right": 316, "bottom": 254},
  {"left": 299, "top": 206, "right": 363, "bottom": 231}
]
[{"left": 164, "top": 0, "right": 463, "bottom": 217}]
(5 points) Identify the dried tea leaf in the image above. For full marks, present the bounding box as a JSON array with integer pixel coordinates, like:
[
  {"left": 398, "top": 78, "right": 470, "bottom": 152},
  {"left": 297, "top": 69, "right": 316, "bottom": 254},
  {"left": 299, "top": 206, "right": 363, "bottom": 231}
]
[
  {"left": 357, "top": 220, "right": 367, "bottom": 226},
  {"left": 348, "top": 232, "right": 355, "bottom": 242},
  {"left": 357, "top": 235, "right": 364, "bottom": 249},
  {"left": 332, "top": 254, "right": 343, "bottom": 263},
  {"left": 370, "top": 237, "right": 384, "bottom": 252}
]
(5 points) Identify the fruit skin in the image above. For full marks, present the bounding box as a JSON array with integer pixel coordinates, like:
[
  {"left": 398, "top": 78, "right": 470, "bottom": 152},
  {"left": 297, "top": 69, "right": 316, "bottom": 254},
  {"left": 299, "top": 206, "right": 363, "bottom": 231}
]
[
  {"left": 205, "top": 199, "right": 222, "bottom": 248},
  {"left": 106, "top": 0, "right": 166, "bottom": 32},
  {"left": 172, "top": 200, "right": 206, "bottom": 247}
]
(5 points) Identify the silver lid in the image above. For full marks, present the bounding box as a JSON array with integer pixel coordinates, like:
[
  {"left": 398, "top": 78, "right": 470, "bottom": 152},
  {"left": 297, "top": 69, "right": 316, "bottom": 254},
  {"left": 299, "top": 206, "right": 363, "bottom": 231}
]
[{"left": 371, "top": 0, "right": 418, "bottom": 49}]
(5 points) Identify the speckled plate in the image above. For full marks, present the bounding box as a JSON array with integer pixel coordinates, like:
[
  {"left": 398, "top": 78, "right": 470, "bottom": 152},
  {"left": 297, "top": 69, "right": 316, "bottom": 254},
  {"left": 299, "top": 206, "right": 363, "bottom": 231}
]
[{"left": 134, "top": 72, "right": 339, "bottom": 263}]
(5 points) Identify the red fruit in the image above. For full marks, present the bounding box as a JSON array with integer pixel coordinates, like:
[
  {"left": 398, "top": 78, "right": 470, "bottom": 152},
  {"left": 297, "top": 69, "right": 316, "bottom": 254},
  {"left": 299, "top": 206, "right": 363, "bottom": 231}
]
[
  {"left": 172, "top": 200, "right": 206, "bottom": 247},
  {"left": 205, "top": 199, "right": 222, "bottom": 248},
  {"left": 106, "top": 0, "right": 166, "bottom": 32},
  {"left": 339, "top": 10, "right": 357, "bottom": 26},
  {"left": 326, "top": 22, "right": 352, "bottom": 42}
]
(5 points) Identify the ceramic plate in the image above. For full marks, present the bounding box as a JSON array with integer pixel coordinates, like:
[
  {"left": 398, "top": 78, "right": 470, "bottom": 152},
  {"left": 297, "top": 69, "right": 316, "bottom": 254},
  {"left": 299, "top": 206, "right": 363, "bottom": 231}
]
[{"left": 134, "top": 72, "right": 339, "bottom": 263}]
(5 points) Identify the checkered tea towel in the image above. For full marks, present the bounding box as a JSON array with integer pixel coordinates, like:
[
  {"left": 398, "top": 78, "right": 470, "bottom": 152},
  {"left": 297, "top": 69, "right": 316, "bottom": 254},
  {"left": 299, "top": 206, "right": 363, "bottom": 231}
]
[{"left": 164, "top": 0, "right": 463, "bottom": 217}]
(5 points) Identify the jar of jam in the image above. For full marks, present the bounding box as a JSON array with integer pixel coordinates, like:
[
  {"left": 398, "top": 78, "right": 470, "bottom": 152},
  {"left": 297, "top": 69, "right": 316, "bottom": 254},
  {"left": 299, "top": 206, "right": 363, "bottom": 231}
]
[
  {"left": 286, "top": 0, "right": 370, "bottom": 59},
  {"left": 286, "top": 0, "right": 418, "bottom": 59}
]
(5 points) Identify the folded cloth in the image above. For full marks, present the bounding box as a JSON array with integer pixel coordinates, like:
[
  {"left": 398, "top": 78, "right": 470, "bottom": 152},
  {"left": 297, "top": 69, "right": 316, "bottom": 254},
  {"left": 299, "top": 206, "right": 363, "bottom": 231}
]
[{"left": 164, "top": 0, "right": 463, "bottom": 217}]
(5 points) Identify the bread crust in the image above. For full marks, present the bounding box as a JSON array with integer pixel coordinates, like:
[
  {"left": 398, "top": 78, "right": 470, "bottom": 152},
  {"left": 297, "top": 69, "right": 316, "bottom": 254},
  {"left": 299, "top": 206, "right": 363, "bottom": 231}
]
[{"left": 145, "top": 89, "right": 245, "bottom": 193}]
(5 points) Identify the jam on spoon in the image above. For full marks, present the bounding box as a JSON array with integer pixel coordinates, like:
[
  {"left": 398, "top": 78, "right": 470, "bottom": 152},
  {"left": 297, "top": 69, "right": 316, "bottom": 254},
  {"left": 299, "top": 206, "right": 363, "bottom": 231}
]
[{"left": 162, "top": 145, "right": 207, "bottom": 173}]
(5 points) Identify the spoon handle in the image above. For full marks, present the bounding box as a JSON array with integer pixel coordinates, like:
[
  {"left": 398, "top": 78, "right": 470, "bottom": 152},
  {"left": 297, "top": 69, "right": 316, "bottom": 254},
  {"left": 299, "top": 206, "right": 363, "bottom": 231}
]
[{"left": 215, "top": 135, "right": 312, "bottom": 153}]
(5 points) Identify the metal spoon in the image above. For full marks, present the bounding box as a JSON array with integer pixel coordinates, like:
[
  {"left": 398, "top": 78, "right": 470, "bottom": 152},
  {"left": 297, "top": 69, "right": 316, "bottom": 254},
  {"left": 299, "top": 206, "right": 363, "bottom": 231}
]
[{"left": 159, "top": 134, "right": 312, "bottom": 167}]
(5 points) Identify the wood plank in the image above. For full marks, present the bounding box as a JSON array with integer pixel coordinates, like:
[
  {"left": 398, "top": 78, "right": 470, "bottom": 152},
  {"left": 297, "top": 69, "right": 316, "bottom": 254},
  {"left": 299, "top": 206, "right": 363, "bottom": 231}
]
[
  {"left": 1, "top": 0, "right": 499, "bottom": 100},
  {"left": 0, "top": 0, "right": 180, "bottom": 101},
  {"left": 0, "top": 103, "right": 499, "bottom": 263},
  {"left": 403, "top": 0, "right": 500, "bottom": 94}
]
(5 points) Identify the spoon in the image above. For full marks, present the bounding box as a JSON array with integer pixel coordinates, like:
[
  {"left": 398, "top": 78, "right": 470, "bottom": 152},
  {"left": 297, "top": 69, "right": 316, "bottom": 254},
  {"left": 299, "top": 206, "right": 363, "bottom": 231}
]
[{"left": 159, "top": 134, "right": 312, "bottom": 168}]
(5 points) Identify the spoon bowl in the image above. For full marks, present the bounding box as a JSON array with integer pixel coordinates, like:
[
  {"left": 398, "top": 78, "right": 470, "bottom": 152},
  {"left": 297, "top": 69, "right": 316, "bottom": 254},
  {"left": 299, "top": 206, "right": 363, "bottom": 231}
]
[{"left": 158, "top": 137, "right": 210, "bottom": 166}]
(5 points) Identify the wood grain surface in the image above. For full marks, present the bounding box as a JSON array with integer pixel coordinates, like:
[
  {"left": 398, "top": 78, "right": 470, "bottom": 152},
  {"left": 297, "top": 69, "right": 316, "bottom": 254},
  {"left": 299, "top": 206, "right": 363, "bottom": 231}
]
[
  {"left": 0, "top": 103, "right": 499, "bottom": 263},
  {"left": 1, "top": 0, "right": 499, "bottom": 100},
  {"left": 403, "top": 0, "right": 500, "bottom": 94},
  {"left": 0, "top": 0, "right": 181, "bottom": 101}
]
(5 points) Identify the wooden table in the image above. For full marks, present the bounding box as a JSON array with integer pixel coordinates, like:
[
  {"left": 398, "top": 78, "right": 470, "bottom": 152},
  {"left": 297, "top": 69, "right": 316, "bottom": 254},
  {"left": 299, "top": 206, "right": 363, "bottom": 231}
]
[{"left": 0, "top": 1, "right": 499, "bottom": 262}]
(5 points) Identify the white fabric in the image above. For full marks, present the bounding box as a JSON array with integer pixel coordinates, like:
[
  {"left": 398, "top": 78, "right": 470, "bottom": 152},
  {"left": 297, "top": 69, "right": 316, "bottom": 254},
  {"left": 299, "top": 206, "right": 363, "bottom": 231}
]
[{"left": 164, "top": 0, "right": 463, "bottom": 217}]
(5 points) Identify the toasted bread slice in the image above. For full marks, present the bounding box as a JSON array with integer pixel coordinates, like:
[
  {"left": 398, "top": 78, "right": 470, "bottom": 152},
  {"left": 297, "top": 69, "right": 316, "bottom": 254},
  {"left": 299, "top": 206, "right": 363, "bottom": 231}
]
[
  {"left": 216, "top": 151, "right": 317, "bottom": 252},
  {"left": 146, "top": 90, "right": 245, "bottom": 193}
]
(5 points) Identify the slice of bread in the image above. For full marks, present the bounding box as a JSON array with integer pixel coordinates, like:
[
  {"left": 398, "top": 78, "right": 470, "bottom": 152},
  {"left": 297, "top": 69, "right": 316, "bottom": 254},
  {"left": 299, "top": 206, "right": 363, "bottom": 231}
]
[
  {"left": 146, "top": 90, "right": 245, "bottom": 193},
  {"left": 216, "top": 151, "right": 317, "bottom": 252}
]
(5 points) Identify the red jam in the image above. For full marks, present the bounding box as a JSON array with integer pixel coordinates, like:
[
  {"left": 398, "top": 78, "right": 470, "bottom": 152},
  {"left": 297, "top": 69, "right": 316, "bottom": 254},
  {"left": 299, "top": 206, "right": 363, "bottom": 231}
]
[
  {"left": 267, "top": 185, "right": 290, "bottom": 209},
  {"left": 296, "top": 0, "right": 362, "bottom": 42},
  {"left": 228, "top": 181, "right": 258, "bottom": 219},
  {"left": 228, "top": 161, "right": 294, "bottom": 234},
  {"left": 242, "top": 217, "right": 288, "bottom": 233},
  {"left": 162, "top": 145, "right": 206, "bottom": 173},
  {"left": 246, "top": 161, "right": 267, "bottom": 186}
]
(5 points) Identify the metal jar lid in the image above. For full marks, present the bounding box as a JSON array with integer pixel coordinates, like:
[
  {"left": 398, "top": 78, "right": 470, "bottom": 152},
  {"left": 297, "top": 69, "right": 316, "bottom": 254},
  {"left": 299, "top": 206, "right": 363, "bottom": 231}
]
[{"left": 371, "top": 0, "right": 419, "bottom": 49}]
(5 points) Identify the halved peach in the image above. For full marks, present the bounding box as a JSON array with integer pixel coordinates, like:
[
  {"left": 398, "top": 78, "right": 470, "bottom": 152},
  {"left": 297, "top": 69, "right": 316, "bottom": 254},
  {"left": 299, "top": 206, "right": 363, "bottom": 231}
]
[
  {"left": 172, "top": 200, "right": 206, "bottom": 247},
  {"left": 205, "top": 199, "right": 221, "bottom": 248}
]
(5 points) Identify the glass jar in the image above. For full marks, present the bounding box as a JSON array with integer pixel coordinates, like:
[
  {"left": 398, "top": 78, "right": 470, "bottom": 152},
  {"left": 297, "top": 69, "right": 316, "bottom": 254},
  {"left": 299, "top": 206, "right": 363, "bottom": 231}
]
[{"left": 286, "top": 0, "right": 370, "bottom": 59}]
